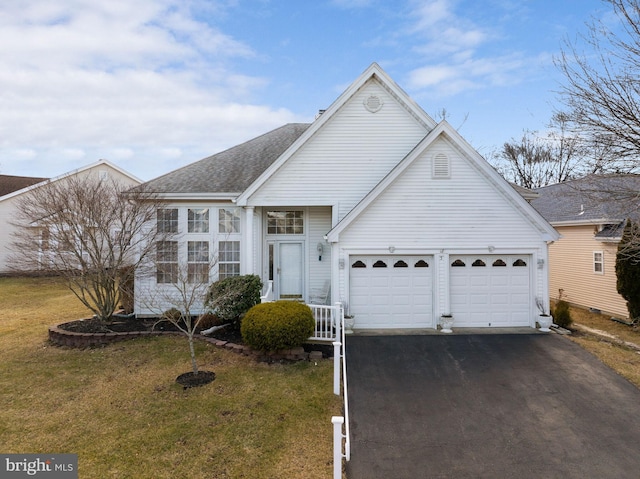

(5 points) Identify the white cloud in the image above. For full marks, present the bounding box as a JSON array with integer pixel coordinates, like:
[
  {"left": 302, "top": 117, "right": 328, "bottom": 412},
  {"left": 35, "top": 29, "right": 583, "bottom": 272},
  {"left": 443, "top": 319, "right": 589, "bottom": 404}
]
[
  {"left": 0, "top": 0, "right": 299, "bottom": 179},
  {"left": 404, "top": 0, "right": 537, "bottom": 96}
]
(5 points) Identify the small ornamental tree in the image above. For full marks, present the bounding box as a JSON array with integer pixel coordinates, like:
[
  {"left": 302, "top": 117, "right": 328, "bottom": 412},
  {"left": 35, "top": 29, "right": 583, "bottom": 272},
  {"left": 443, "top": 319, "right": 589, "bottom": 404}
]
[
  {"left": 140, "top": 256, "right": 218, "bottom": 377},
  {"left": 616, "top": 219, "right": 640, "bottom": 320}
]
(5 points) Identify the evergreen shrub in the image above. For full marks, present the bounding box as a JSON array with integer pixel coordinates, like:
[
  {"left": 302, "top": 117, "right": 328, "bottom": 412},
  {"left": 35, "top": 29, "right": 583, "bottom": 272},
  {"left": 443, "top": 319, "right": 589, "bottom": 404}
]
[
  {"left": 241, "top": 301, "right": 315, "bottom": 352},
  {"left": 552, "top": 300, "right": 572, "bottom": 328},
  {"left": 205, "top": 275, "right": 263, "bottom": 328}
]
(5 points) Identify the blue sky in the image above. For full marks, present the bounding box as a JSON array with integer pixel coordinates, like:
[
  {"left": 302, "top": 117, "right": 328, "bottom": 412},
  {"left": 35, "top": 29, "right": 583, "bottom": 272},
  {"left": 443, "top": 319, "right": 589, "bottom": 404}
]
[{"left": 0, "top": 0, "right": 609, "bottom": 181}]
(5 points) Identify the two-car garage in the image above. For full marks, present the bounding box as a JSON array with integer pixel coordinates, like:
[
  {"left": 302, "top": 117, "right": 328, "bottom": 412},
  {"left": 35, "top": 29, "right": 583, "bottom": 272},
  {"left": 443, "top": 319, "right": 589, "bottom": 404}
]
[{"left": 349, "top": 254, "right": 532, "bottom": 329}]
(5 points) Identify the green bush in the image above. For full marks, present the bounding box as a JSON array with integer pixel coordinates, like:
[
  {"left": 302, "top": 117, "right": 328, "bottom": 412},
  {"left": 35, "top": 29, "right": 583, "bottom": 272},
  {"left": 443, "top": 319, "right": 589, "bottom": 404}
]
[
  {"left": 552, "top": 300, "right": 572, "bottom": 328},
  {"left": 241, "top": 301, "right": 315, "bottom": 352},
  {"left": 205, "top": 275, "right": 263, "bottom": 328}
]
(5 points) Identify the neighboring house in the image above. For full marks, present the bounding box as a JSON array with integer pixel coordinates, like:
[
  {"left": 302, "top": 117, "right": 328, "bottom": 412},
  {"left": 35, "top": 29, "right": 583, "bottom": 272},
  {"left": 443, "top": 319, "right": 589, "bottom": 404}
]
[
  {"left": 134, "top": 63, "right": 559, "bottom": 330},
  {"left": 0, "top": 160, "right": 142, "bottom": 274},
  {"left": 532, "top": 174, "right": 640, "bottom": 320}
]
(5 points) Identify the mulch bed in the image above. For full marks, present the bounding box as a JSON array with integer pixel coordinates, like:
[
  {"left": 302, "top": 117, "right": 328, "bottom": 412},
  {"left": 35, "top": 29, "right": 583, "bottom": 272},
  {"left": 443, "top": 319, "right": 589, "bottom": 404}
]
[
  {"left": 57, "top": 317, "right": 333, "bottom": 357},
  {"left": 59, "top": 317, "right": 182, "bottom": 334},
  {"left": 176, "top": 370, "right": 216, "bottom": 389}
]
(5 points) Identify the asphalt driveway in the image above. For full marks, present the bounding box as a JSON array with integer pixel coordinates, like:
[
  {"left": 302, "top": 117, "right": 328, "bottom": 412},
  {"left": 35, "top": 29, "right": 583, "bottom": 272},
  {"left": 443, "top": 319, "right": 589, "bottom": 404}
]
[{"left": 345, "top": 333, "right": 640, "bottom": 479}]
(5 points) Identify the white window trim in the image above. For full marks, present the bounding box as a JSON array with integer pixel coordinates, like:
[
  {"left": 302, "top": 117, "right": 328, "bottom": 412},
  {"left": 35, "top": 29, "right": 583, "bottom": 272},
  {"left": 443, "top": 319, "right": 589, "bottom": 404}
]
[{"left": 593, "top": 251, "right": 604, "bottom": 275}]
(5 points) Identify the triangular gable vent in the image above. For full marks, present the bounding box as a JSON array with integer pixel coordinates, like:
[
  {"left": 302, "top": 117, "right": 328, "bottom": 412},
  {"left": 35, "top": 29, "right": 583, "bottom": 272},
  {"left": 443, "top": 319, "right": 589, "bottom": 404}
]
[{"left": 432, "top": 153, "right": 450, "bottom": 178}]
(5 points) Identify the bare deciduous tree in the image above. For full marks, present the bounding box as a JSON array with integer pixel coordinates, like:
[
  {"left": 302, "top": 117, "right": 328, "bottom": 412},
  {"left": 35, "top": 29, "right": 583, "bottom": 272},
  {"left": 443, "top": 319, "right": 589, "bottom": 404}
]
[
  {"left": 138, "top": 252, "right": 219, "bottom": 376},
  {"left": 492, "top": 113, "right": 593, "bottom": 188},
  {"left": 9, "top": 173, "right": 161, "bottom": 321},
  {"left": 555, "top": 0, "right": 640, "bottom": 172}
]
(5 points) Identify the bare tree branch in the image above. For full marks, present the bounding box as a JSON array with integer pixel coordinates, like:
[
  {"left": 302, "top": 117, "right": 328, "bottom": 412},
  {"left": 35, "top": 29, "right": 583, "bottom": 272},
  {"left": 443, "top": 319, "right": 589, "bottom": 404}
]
[
  {"left": 8, "top": 173, "right": 162, "bottom": 321},
  {"left": 555, "top": 0, "right": 640, "bottom": 171}
]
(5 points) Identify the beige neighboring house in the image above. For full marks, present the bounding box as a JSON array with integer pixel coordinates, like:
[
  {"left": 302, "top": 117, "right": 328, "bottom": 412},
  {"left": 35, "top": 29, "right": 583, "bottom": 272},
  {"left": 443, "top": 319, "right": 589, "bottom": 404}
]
[
  {"left": 532, "top": 175, "right": 640, "bottom": 319},
  {"left": 0, "top": 159, "right": 142, "bottom": 274}
]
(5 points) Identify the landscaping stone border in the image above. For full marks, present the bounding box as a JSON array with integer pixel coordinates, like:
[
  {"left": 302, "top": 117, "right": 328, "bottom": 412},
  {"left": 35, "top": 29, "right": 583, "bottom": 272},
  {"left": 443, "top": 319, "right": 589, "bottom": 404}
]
[{"left": 48, "top": 323, "right": 325, "bottom": 362}]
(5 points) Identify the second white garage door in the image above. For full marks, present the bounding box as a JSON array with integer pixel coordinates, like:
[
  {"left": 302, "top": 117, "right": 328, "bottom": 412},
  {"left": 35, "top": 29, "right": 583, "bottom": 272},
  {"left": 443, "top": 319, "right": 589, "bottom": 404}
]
[
  {"left": 449, "top": 255, "right": 531, "bottom": 327},
  {"left": 349, "top": 256, "right": 433, "bottom": 329}
]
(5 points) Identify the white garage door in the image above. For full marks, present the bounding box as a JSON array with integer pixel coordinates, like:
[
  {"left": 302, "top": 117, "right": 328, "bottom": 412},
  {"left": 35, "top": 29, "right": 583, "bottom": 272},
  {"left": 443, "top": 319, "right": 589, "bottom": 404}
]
[
  {"left": 450, "top": 255, "right": 531, "bottom": 327},
  {"left": 350, "top": 256, "right": 433, "bottom": 329}
]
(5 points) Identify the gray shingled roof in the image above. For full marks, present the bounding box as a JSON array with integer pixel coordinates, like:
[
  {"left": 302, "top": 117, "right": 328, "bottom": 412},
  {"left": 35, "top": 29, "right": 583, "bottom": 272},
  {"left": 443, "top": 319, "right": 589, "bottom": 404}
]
[
  {"left": 0, "top": 175, "right": 48, "bottom": 197},
  {"left": 141, "top": 123, "right": 311, "bottom": 195},
  {"left": 531, "top": 175, "right": 640, "bottom": 226}
]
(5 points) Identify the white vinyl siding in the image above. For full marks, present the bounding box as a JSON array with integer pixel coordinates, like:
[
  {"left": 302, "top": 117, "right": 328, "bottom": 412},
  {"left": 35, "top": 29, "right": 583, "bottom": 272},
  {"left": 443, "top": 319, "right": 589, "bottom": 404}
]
[
  {"left": 246, "top": 78, "right": 428, "bottom": 220},
  {"left": 307, "top": 207, "right": 332, "bottom": 301},
  {"left": 338, "top": 138, "right": 542, "bottom": 249}
]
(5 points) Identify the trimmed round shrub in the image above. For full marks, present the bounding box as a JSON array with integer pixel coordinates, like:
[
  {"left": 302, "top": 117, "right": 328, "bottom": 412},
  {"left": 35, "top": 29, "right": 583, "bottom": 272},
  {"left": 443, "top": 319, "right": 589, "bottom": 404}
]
[
  {"left": 552, "top": 300, "right": 572, "bottom": 329},
  {"left": 241, "top": 301, "right": 315, "bottom": 352}
]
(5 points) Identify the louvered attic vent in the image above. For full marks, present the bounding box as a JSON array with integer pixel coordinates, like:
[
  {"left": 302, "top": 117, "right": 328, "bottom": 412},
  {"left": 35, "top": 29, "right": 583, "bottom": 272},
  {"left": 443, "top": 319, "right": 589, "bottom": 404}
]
[{"left": 432, "top": 153, "right": 450, "bottom": 178}]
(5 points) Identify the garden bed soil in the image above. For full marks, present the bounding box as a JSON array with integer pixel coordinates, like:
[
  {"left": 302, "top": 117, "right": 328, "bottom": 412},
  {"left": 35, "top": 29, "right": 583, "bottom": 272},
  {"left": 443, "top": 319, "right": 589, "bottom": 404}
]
[
  {"left": 58, "top": 318, "right": 333, "bottom": 357},
  {"left": 176, "top": 370, "right": 216, "bottom": 389}
]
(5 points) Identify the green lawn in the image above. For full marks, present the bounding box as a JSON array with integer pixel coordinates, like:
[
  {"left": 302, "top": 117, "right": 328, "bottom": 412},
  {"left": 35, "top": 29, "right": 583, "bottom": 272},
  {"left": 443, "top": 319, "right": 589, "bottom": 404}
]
[{"left": 0, "top": 277, "right": 341, "bottom": 478}]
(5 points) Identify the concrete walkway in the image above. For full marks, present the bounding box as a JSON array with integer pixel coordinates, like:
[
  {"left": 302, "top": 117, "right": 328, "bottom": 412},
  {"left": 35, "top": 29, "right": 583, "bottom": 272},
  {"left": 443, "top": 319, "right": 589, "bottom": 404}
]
[{"left": 345, "top": 333, "right": 640, "bottom": 479}]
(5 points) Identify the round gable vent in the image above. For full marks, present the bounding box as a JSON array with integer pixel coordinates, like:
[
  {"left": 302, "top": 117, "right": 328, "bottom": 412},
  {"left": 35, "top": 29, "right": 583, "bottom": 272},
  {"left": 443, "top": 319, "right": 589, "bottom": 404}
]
[{"left": 364, "top": 95, "right": 383, "bottom": 113}]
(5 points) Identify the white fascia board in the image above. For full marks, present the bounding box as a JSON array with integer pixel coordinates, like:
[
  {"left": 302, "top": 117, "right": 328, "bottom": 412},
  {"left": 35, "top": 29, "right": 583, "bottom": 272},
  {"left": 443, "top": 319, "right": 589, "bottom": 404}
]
[
  {"left": 597, "top": 237, "right": 621, "bottom": 243},
  {"left": 236, "top": 62, "right": 437, "bottom": 206},
  {"left": 551, "top": 218, "right": 623, "bottom": 227}
]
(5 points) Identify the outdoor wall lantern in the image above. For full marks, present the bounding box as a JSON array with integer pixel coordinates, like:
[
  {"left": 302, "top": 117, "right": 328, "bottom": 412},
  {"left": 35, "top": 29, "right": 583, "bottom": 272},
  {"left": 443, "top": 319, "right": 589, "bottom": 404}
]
[
  {"left": 388, "top": 246, "right": 396, "bottom": 253},
  {"left": 317, "top": 242, "right": 324, "bottom": 261}
]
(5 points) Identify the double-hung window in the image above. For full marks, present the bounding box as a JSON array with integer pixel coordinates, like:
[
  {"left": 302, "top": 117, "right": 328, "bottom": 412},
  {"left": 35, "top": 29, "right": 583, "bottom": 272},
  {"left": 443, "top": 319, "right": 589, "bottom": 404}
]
[
  {"left": 188, "top": 241, "right": 210, "bottom": 283},
  {"left": 218, "top": 208, "right": 240, "bottom": 234},
  {"left": 157, "top": 241, "right": 178, "bottom": 283},
  {"left": 219, "top": 241, "right": 240, "bottom": 279},
  {"left": 593, "top": 251, "right": 604, "bottom": 274},
  {"left": 218, "top": 208, "right": 240, "bottom": 279},
  {"left": 157, "top": 208, "right": 178, "bottom": 233},
  {"left": 188, "top": 208, "right": 209, "bottom": 233}
]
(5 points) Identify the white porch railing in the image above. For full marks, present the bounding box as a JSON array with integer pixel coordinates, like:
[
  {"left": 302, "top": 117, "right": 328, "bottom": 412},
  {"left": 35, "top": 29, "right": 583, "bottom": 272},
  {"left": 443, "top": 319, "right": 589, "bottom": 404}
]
[
  {"left": 329, "top": 304, "right": 350, "bottom": 479},
  {"left": 308, "top": 303, "right": 341, "bottom": 342}
]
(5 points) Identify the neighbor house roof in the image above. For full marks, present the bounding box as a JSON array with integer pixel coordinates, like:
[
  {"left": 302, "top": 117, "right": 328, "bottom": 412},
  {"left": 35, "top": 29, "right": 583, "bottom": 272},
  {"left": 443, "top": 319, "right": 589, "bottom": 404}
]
[
  {"left": 140, "top": 123, "right": 311, "bottom": 198},
  {"left": 0, "top": 175, "right": 49, "bottom": 197},
  {"left": 531, "top": 174, "right": 640, "bottom": 231}
]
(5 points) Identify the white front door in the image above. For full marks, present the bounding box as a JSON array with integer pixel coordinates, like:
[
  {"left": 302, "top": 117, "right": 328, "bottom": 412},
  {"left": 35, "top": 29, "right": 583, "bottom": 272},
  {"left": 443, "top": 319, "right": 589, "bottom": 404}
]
[{"left": 277, "top": 242, "right": 304, "bottom": 300}]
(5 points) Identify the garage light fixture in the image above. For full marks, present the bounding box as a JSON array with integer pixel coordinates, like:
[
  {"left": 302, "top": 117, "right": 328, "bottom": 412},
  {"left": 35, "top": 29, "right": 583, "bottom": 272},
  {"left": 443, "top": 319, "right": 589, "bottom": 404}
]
[{"left": 388, "top": 246, "right": 396, "bottom": 253}]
